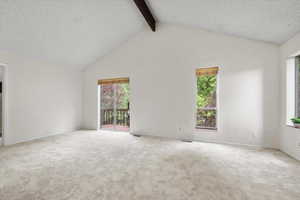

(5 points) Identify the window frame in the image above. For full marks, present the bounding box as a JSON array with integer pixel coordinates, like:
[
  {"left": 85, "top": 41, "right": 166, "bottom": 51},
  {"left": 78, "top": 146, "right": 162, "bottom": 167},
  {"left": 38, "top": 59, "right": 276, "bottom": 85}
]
[
  {"left": 295, "top": 56, "right": 300, "bottom": 118},
  {"left": 97, "top": 78, "right": 130, "bottom": 132},
  {"left": 195, "top": 66, "right": 220, "bottom": 131},
  {"left": 286, "top": 55, "right": 300, "bottom": 127}
]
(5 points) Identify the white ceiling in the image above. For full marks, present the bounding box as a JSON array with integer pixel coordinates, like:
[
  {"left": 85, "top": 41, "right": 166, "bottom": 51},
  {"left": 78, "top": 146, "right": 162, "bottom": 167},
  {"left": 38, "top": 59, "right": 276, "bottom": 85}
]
[
  {"left": 151, "top": 0, "right": 300, "bottom": 44},
  {"left": 0, "top": 0, "right": 144, "bottom": 68},
  {"left": 1, "top": 0, "right": 300, "bottom": 68}
]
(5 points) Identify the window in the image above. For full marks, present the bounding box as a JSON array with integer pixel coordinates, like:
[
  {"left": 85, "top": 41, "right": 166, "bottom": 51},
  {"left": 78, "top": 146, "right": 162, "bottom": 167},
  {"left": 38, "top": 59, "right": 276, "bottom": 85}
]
[
  {"left": 286, "top": 55, "right": 300, "bottom": 125},
  {"left": 196, "top": 67, "right": 218, "bottom": 130}
]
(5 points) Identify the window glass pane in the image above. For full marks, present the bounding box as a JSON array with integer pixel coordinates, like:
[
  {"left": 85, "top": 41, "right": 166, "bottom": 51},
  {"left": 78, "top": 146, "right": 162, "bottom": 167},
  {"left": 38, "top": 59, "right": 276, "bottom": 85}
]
[
  {"left": 196, "top": 109, "right": 217, "bottom": 128},
  {"left": 196, "top": 73, "right": 217, "bottom": 129},
  {"left": 115, "top": 83, "right": 130, "bottom": 131},
  {"left": 100, "top": 84, "right": 114, "bottom": 130},
  {"left": 116, "top": 83, "right": 130, "bottom": 110}
]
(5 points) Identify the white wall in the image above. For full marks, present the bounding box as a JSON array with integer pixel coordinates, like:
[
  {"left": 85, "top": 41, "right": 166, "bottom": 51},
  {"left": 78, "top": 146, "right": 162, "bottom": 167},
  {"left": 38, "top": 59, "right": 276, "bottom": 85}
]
[
  {"left": 279, "top": 33, "right": 300, "bottom": 160},
  {"left": 83, "top": 24, "right": 280, "bottom": 148},
  {"left": 0, "top": 67, "right": 3, "bottom": 135},
  {"left": 0, "top": 51, "right": 82, "bottom": 145}
]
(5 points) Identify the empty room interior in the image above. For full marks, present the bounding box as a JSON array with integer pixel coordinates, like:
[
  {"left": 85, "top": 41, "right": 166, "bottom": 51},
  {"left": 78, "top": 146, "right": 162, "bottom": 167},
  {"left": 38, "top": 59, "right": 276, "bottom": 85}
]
[{"left": 1, "top": 0, "right": 300, "bottom": 199}]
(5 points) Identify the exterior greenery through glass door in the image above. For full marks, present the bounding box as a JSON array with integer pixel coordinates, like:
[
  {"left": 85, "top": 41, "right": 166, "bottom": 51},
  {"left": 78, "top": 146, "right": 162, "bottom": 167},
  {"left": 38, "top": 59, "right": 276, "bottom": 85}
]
[{"left": 99, "top": 78, "right": 130, "bottom": 131}]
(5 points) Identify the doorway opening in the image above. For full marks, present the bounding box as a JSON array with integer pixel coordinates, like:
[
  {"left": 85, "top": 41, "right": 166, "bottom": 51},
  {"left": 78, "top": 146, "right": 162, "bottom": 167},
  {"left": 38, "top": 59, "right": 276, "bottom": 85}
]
[{"left": 98, "top": 78, "right": 130, "bottom": 132}]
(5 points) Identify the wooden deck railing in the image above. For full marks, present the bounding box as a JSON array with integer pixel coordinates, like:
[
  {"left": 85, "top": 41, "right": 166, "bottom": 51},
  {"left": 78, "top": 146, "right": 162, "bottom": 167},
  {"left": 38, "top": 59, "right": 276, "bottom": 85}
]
[
  {"left": 101, "top": 109, "right": 130, "bottom": 127},
  {"left": 196, "top": 108, "right": 216, "bottom": 129},
  {"left": 101, "top": 108, "right": 215, "bottom": 129}
]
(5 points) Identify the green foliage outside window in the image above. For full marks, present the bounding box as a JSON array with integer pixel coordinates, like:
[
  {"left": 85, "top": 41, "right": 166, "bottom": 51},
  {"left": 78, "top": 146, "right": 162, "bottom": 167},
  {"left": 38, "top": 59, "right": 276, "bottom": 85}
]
[
  {"left": 117, "top": 84, "right": 130, "bottom": 109},
  {"left": 197, "top": 75, "right": 217, "bottom": 108},
  {"left": 196, "top": 74, "right": 217, "bottom": 128}
]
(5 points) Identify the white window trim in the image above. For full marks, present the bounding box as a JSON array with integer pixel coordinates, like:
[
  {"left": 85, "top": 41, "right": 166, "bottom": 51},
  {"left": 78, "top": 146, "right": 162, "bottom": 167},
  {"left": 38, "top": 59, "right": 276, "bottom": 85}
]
[
  {"left": 286, "top": 57, "right": 296, "bottom": 126},
  {"left": 97, "top": 84, "right": 101, "bottom": 130}
]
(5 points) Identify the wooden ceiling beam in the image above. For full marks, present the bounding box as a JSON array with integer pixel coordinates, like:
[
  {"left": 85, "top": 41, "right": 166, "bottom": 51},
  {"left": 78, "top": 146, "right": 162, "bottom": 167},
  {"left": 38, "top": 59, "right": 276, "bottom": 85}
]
[{"left": 133, "top": 0, "right": 156, "bottom": 32}]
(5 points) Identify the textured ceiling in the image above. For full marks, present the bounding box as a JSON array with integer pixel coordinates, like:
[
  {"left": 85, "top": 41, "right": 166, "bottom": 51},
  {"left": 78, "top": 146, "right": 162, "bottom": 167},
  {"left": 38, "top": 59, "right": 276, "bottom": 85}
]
[
  {"left": 0, "top": 0, "right": 143, "bottom": 68},
  {"left": 151, "top": 0, "right": 300, "bottom": 44},
  {"left": 1, "top": 0, "right": 300, "bottom": 68}
]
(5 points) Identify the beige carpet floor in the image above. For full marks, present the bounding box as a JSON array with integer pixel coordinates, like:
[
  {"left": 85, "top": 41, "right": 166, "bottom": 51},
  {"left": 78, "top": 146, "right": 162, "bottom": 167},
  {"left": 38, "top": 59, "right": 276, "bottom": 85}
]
[{"left": 0, "top": 131, "right": 299, "bottom": 200}]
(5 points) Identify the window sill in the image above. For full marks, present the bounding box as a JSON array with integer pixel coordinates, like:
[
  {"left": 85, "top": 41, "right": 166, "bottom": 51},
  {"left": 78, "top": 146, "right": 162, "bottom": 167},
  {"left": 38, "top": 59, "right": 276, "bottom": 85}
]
[
  {"left": 286, "top": 124, "right": 300, "bottom": 129},
  {"left": 194, "top": 128, "right": 218, "bottom": 133}
]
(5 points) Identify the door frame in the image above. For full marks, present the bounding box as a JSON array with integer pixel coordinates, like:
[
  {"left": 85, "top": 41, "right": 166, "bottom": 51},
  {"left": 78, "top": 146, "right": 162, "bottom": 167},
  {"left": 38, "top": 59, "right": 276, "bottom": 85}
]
[
  {"left": 0, "top": 64, "right": 7, "bottom": 146},
  {"left": 97, "top": 81, "right": 130, "bottom": 132}
]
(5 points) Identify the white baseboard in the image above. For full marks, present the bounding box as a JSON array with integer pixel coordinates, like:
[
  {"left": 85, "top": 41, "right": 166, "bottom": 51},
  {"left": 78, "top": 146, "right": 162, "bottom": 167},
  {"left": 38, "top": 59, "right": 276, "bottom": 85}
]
[
  {"left": 4, "top": 129, "right": 283, "bottom": 154},
  {"left": 192, "top": 138, "right": 264, "bottom": 149},
  {"left": 4, "top": 129, "right": 79, "bottom": 146},
  {"left": 279, "top": 148, "right": 300, "bottom": 161},
  {"left": 132, "top": 131, "right": 266, "bottom": 149},
  {"left": 130, "top": 131, "right": 192, "bottom": 142}
]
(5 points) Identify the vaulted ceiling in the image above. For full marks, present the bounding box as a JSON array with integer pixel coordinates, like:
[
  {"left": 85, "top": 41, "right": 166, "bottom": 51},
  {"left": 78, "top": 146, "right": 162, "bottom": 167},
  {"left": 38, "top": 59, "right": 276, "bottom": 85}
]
[{"left": 1, "top": 0, "right": 300, "bottom": 68}]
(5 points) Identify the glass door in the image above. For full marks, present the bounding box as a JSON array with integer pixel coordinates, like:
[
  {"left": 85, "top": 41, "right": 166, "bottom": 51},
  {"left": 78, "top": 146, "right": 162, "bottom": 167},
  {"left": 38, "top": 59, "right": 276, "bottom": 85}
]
[
  {"left": 99, "top": 79, "right": 130, "bottom": 131},
  {"left": 115, "top": 82, "right": 130, "bottom": 131}
]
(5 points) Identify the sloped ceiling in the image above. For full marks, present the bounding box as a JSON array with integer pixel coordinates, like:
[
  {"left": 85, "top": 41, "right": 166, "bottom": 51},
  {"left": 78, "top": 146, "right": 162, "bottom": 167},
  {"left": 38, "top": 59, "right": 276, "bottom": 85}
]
[
  {"left": 150, "top": 0, "right": 300, "bottom": 44},
  {"left": 0, "top": 0, "right": 144, "bottom": 68},
  {"left": 1, "top": 0, "right": 300, "bottom": 68}
]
